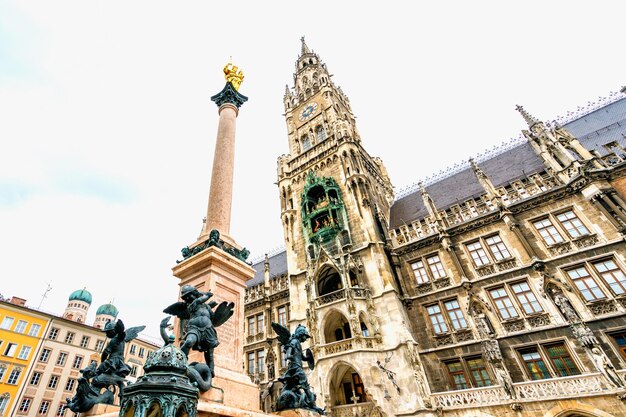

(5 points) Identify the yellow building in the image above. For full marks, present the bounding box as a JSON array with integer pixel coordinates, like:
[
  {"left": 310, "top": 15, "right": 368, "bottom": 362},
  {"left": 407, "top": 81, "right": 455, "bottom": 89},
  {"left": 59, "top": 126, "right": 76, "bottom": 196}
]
[{"left": 0, "top": 297, "right": 50, "bottom": 417}]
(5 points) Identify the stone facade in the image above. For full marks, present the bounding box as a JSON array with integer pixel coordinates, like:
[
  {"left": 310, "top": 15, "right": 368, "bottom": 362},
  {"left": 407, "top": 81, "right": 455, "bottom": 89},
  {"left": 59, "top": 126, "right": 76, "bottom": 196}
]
[{"left": 244, "top": 39, "right": 626, "bottom": 417}]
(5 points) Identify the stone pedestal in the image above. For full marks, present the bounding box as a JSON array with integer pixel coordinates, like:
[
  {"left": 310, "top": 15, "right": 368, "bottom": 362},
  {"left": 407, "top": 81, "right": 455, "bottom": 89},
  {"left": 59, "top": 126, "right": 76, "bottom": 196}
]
[
  {"left": 172, "top": 246, "right": 259, "bottom": 411},
  {"left": 84, "top": 403, "right": 119, "bottom": 416}
]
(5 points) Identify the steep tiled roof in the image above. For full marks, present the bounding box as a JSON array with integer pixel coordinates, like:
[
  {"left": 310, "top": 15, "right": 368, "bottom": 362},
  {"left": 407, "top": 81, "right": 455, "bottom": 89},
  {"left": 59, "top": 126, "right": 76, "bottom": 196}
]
[
  {"left": 247, "top": 250, "right": 288, "bottom": 287},
  {"left": 389, "top": 97, "right": 626, "bottom": 229}
]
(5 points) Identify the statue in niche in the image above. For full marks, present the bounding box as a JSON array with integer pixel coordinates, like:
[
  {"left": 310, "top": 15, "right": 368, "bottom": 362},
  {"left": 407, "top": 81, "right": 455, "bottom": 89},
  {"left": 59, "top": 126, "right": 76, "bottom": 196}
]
[
  {"left": 271, "top": 323, "right": 325, "bottom": 414},
  {"left": 164, "top": 284, "right": 235, "bottom": 389},
  {"left": 548, "top": 286, "right": 580, "bottom": 323},
  {"left": 590, "top": 346, "right": 624, "bottom": 388}
]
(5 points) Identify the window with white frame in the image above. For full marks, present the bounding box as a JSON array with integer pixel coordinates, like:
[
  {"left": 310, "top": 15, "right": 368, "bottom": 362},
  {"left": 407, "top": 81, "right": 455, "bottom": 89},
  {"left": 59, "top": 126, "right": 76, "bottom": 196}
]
[
  {"left": 425, "top": 298, "right": 468, "bottom": 334},
  {"left": 72, "top": 355, "right": 83, "bottom": 369},
  {"left": 17, "top": 346, "right": 31, "bottom": 360},
  {"left": 533, "top": 209, "right": 591, "bottom": 247},
  {"left": 488, "top": 280, "right": 543, "bottom": 319},
  {"left": 39, "top": 348, "right": 51, "bottom": 362},
  {"left": 80, "top": 336, "right": 90, "bottom": 348},
  {"left": 7, "top": 368, "right": 22, "bottom": 384},
  {"left": 64, "top": 332, "right": 75, "bottom": 344},
  {"left": 38, "top": 400, "right": 50, "bottom": 415},
  {"left": 410, "top": 253, "right": 447, "bottom": 284},
  {"left": 56, "top": 352, "right": 67, "bottom": 366},
  {"left": 19, "top": 398, "right": 32, "bottom": 413},
  {"left": 65, "top": 378, "right": 76, "bottom": 391},
  {"left": 0, "top": 317, "right": 14, "bottom": 330},
  {"left": 15, "top": 320, "right": 28, "bottom": 333},
  {"left": 465, "top": 234, "right": 512, "bottom": 268},
  {"left": 48, "top": 327, "right": 59, "bottom": 340},
  {"left": 565, "top": 257, "right": 626, "bottom": 303},
  {"left": 30, "top": 372, "right": 42, "bottom": 385},
  {"left": 47, "top": 374, "right": 59, "bottom": 389},
  {"left": 28, "top": 323, "right": 41, "bottom": 337}
]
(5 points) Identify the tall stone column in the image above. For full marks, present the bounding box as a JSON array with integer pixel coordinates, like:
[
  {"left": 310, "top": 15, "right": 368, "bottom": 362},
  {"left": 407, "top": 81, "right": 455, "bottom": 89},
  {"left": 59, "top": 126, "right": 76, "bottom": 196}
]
[
  {"left": 172, "top": 65, "right": 259, "bottom": 412},
  {"left": 200, "top": 78, "right": 248, "bottom": 246}
]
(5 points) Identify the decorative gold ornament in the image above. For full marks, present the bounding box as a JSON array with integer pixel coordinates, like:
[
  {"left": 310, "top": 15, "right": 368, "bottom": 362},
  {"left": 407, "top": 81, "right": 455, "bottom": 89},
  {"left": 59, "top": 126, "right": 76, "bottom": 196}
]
[{"left": 223, "top": 61, "right": 244, "bottom": 91}]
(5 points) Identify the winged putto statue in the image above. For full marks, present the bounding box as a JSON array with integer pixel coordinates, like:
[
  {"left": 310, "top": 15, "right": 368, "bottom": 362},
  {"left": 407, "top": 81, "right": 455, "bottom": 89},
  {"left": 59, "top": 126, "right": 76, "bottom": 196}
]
[
  {"left": 272, "top": 322, "right": 325, "bottom": 414},
  {"left": 164, "top": 284, "right": 234, "bottom": 388},
  {"left": 66, "top": 319, "right": 145, "bottom": 413}
]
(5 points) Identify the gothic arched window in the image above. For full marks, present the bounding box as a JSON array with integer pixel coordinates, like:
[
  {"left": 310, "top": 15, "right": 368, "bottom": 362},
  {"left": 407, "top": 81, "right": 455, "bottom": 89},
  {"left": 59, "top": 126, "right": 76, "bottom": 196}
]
[
  {"left": 316, "top": 126, "right": 326, "bottom": 142},
  {"left": 302, "top": 135, "right": 311, "bottom": 151}
]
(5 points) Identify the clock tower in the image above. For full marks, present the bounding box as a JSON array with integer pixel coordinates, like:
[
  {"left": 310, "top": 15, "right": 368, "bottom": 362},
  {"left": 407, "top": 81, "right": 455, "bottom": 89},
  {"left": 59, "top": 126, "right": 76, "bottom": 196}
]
[{"left": 276, "top": 38, "right": 427, "bottom": 414}]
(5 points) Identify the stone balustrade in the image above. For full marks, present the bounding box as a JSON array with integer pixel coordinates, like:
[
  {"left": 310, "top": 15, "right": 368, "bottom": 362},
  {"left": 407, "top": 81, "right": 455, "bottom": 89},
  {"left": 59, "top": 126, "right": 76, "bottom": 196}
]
[
  {"left": 330, "top": 402, "right": 376, "bottom": 417},
  {"left": 433, "top": 372, "right": 614, "bottom": 410},
  {"left": 320, "top": 337, "right": 378, "bottom": 356},
  {"left": 315, "top": 287, "right": 370, "bottom": 307},
  {"left": 432, "top": 385, "right": 509, "bottom": 408},
  {"left": 513, "top": 372, "right": 606, "bottom": 399}
]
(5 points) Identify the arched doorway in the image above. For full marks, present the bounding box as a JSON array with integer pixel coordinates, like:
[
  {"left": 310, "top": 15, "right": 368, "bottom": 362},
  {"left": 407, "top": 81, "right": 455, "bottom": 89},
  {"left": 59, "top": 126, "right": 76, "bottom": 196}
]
[
  {"left": 323, "top": 310, "right": 352, "bottom": 343},
  {"left": 329, "top": 362, "right": 367, "bottom": 406}
]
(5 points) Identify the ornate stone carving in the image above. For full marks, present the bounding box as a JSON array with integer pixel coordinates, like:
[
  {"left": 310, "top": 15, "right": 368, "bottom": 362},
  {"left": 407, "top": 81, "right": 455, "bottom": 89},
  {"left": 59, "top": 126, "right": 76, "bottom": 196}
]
[
  {"left": 434, "top": 334, "right": 453, "bottom": 347},
  {"left": 475, "top": 264, "right": 496, "bottom": 277},
  {"left": 433, "top": 277, "right": 451, "bottom": 289},
  {"left": 502, "top": 318, "right": 526, "bottom": 333},
  {"left": 527, "top": 313, "right": 551, "bottom": 328},
  {"left": 454, "top": 329, "right": 474, "bottom": 342},
  {"left": 589, "top": 299, "right": 618, "bottom": 316},
  {"left": 572, "top": 234, "right": 599, "bottom": 249},
  {"left": 496, "top": 258, "right": 517, "bottom": 272},
  {"left": 547, "top": 241, "right": 573, "bottom": 256},
  {"left": 416, "top": 283, "right": 433, "bottom": 295}
]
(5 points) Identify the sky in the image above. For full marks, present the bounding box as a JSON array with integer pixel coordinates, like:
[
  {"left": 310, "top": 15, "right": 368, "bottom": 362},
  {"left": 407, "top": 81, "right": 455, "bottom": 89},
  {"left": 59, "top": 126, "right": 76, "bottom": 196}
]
[{"left": 0, "top": 1, "right": 624, "bottom": 340}]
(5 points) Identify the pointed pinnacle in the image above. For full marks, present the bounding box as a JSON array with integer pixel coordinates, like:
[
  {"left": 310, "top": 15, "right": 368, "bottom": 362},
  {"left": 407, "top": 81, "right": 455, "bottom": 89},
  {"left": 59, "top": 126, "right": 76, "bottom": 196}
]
[
  {"left": 515, "top": 105, "right": 540, "bottom": 128},
  {"left": 300, "top": 36, "right": 311, "bottom": 55}
]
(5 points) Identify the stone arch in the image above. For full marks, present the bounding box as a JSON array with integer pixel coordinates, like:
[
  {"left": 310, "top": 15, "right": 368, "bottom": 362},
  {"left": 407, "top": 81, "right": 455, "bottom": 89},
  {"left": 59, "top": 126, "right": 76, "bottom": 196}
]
[
  {"left": 358, "top": 312, "right": 370, "bottom": 337},
  {"left": 545, "top": 402, "right": 616, "bottom": 417},
  {"left": 121, "top": 401, "right": 135, "bottom": 417},
  {"left": 323, "top": 309, "right": 352, "bottom": 343},
  {"left": 327, "top": 361, "right": 368, "bottom": 406},
  {"left": 317, "top": 265, "right": 343, "bottom": 296}
]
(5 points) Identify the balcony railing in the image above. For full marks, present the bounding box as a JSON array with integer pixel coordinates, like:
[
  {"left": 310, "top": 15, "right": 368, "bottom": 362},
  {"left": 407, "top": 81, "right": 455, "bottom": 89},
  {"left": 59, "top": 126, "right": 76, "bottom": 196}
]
[
  {"left": 432, "top": 385, "right": 509, "bottom": 408},
  {"left": 315, "top": 287, "right": 369, "bottom": 307},
  {"left": 320, "top": 337, "right": 378, "bottom": 356},
  {"left": 514, "top": 372, "right": 606, "bottom": 399},
  {"left": 432, "top": 372, "right": 615, "bottom": 410},
  {"left": 330, "top": 402, "right": 376, "bottom": 417}
]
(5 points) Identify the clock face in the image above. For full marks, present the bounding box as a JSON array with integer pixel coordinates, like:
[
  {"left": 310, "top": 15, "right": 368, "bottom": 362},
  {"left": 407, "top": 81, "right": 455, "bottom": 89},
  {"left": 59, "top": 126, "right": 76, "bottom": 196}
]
[{"left": 299, "top": 102, "right": 318, "bottom": 121}]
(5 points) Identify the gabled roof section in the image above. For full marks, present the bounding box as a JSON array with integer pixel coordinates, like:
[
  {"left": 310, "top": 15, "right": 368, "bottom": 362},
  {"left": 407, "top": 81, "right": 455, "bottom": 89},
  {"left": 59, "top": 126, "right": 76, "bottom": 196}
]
[{"left": 389, "top": 95, "right": 626, "bottom": 229}]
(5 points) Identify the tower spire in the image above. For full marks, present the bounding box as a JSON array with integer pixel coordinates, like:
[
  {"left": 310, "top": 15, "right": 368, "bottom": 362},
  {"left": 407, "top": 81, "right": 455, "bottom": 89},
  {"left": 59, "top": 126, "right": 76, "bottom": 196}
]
[
  {"left": 300, "top": 36, "right": 311, "bottom": 55},
  {"left": 515, "top": 104, "right": 540, "bottom": 128}
]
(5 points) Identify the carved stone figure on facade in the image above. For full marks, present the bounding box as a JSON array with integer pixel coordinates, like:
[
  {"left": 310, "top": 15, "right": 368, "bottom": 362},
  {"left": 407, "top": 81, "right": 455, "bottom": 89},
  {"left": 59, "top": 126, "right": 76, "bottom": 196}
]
[
  {"left": 481, "top": 337, "right": 503, "bottom": 363},
  {"left": 492, "top": 361, "right": 515, "bottom": 399},
  {"left": 164, "top": 284, "right": 235, "bottom": 389},
  {"left": 548, "top": 286, "right": 580, "bottom": 323},
  {"left": 272, "top": 322, "right": 325, "bottom": 414},
  {"left": 590, "top": 346, "right": 624, "bottom": 388}
]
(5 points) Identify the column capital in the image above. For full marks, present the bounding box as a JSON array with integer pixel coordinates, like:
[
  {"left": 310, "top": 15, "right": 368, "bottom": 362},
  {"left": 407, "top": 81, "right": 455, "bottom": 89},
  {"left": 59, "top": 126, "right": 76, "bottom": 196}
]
[{"left": 211, "top": 82, "right": 248, "bottom": 109}]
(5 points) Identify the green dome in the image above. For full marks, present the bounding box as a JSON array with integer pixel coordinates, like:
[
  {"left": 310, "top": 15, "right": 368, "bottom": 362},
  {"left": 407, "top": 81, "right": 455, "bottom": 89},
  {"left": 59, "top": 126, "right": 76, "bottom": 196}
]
[
  {"left": 96, "top": 303, "right": 119, "bottom": 317},
  {"left": 68, "top": 289, "right": 92, "bottom": 304}
]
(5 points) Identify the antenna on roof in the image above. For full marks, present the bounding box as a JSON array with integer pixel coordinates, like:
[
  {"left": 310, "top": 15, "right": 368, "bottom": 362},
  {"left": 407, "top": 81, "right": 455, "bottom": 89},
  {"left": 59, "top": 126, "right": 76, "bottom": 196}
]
[{"left": 38, "top": 282, "right": 52, "bottom": 309}]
